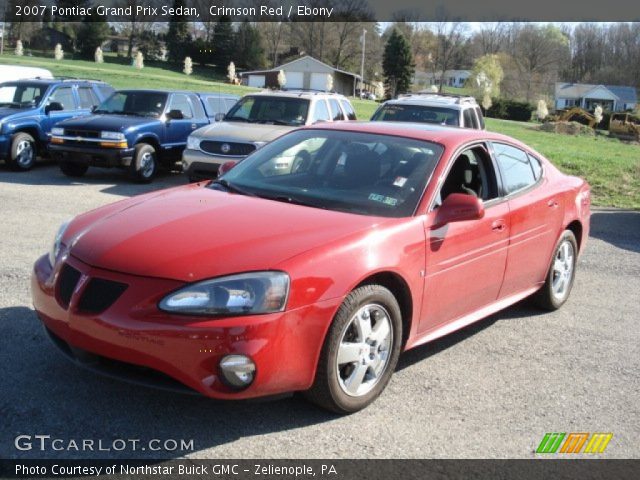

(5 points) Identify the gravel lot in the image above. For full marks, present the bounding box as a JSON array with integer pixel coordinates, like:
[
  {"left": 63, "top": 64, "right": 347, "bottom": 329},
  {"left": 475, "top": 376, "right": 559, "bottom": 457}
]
[{"left": 1, "top": 163, "right": 638, "bottom": 459}]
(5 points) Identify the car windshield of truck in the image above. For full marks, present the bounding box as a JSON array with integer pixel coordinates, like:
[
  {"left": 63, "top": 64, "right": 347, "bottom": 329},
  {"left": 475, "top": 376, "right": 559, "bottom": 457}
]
[
  {"left": 372, "top": 104, "right": 460, "bottom": 126},
  {"left": 94, "top": 91, "right": 167, "bottom": 117},
  {"left": 212, "top": 129, "right": 443, "bottom": 218},
  {"left": 224, "top": 96, "right": 310, "bottom": 126},
  {"left": 0, "top": 83, "right": 49, "bottom": 108}
]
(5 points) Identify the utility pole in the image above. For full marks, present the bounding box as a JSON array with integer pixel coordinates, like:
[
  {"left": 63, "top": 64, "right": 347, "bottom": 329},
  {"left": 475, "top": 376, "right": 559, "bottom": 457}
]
[
  {"left": 360, "top": 28, "right": 367, "bottom": 96},
  {"left": 0, "top": 4, "right": 5, "bottom": 57}
]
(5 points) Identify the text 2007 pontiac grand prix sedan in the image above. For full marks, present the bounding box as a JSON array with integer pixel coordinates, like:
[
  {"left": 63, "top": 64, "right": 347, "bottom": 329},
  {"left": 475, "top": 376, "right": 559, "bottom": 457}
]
[{"left": 32, "top": 123, "right": 591, "bottom": 413}]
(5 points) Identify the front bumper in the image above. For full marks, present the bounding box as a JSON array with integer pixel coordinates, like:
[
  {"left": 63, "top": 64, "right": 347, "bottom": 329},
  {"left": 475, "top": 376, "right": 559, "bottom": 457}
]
[
  {"left": 50, "top": 144, "right": 135, "bottom": 168},
  {"left": 31, "top": 254, "right": 338, "bottom": 399},
  {"left": 182, "top": 148, "right": 244, "bottom": 181}
]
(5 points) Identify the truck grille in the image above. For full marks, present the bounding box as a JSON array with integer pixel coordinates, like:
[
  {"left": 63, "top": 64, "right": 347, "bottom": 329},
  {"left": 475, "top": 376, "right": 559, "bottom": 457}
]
[
  {"left": 64, "top": 129, "right": 101, "bottom": 139},
  {"left": 200, "top": 141, "right": 256, "bottom": 156}
]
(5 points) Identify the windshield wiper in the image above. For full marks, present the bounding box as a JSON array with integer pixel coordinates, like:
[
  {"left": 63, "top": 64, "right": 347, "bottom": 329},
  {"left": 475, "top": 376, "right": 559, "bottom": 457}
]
[
  {"left": 210, "top": 179, "right": 257, "bottom": 197},
  {"left": 263, "top": 194, "right": 323, "bottom": 209},
  {"left": 224, "top": 116, "right": 250, "bottom": 122},
  {"left": 257, "top": 119, "right": 291, "bottom": 126}
]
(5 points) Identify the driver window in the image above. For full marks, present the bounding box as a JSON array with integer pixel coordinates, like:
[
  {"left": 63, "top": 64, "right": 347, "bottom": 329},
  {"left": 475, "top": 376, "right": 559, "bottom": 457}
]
[
  {"left": 49, "top": 87, "right": 76, "bottom": 111},
  {"left": 435, "top": 145, "right": 498, "bottom": 208},
  {"left": 168, "top": 94, "right": 193, "bottom": 119}
]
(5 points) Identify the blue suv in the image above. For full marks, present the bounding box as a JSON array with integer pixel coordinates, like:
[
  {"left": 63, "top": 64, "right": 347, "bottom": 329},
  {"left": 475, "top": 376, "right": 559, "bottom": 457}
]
[
  {"left": 49, "top": 90, "right": 237, "bottom": 183},
  {"left": 0, "top": 78, "right": 114, "bottom": 171}
]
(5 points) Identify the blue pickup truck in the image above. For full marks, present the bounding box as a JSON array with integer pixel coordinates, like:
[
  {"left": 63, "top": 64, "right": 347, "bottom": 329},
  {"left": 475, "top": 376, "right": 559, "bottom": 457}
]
[
  {"left": 0, "top": 78, "right": 114, "bottom": 171},
  {"left": 49, "top": 90, "right": 239, "bottom": 182}
]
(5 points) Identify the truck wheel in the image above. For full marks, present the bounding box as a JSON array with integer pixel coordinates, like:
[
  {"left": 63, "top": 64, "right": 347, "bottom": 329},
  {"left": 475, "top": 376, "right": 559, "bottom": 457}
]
[
  {"left": 9, "top": 132, "right": 37, "bottom": 171},
  {"left": 60, "top": 161, "right": 88, "bottom": 178},
  {"left": 129, "top": 143, "right": 157, "bottom": 183}
]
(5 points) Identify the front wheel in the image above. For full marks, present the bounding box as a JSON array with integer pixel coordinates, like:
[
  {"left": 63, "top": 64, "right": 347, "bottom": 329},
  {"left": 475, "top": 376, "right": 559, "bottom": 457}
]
[
  {"left": 533, "top": 230, "right": 578, "bottom": 310},
  {"left": 129, "top": 143, "right": 157, "bottom": 183},
  {"left": 305, "top": 284, "right": 402, "bottom": 414},
  {"left": 8, "top": 132, "right": 37, "bottom": 171}
]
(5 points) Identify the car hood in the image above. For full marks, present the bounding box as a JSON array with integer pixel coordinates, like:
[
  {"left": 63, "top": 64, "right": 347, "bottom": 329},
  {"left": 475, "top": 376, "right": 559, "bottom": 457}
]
[
  {"left": 0, "top": 107, "right": 35, "bottom": 121},
  {"left": 69, "top": 184, "right": 384, "bottom": 282},
  {"left": 57, "top": 114, "right": 158, "bottom": 131},
  {"left": 194, "top": 121, "right": 293, "bottom": 142}
]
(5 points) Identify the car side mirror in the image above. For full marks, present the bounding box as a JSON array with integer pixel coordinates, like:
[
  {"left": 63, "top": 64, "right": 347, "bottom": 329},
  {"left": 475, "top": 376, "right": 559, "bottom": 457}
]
[
  {"left": 214, "top": 112, "right": 226, "bottom": 122},
  {"left": 167, "top": 109, "right": 184, "bottom": 120},
  {"left": 45, "top": 102, "right": 64, "bottom": 114},
  {"left": 91, "top": 105, "right": 98, "bottom": 113},
  {"left": 434, "top": 193, "right": 484, "bottom": 227},
  {"left": 218, "top": 160, "right": 238, "bottom": 176}
]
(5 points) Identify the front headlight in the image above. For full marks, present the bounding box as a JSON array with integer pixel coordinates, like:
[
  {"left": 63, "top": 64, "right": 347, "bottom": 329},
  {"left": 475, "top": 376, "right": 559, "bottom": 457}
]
[
  {"left": 48, "top": 219, "right": 71, "bottom": 266},
  {"left": 159, "top": 272, "right": 290, "bottom": 316},
  {"left": 51, "top": 127, "right": 64, "bottom": 136},
  {"left": 101, "top": 131, "right": 125, "bottom": 140},
  {"left": 186, "top": 136, "right": 200, "bottom": 150}
]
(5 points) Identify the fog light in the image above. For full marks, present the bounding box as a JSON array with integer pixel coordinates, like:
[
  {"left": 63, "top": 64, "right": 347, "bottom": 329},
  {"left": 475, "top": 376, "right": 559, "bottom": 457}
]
[{"left": 219, "top": 355, "right": 256, "bottom": 389}]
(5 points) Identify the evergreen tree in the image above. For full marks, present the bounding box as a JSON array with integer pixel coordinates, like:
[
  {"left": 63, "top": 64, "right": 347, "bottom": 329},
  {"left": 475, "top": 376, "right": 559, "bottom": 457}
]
[
  {"left": 382, "top": 29, "right": 415, "bottom": 98},
  {"left": 166, "top": 0, "right": 190, "bottom": 64},
  {"left": 235, "top": 21, "right": 266, "bottom": 70},
  {"left": 76, "top": 10, "right": 110, "bottom": 60},
  {"left": 212, "top": 17, "right": 235, "bottom": 70}
]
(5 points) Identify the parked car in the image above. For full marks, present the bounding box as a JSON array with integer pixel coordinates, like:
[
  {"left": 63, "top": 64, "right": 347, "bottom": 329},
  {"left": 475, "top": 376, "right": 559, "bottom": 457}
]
[
  {"left": 372, "top": 93, "right": 485, "bottom": 129},
  {"left": 49, "top": 91, "right": 237, "bottom": 183},
  {"left": 0, "top": 78, "right": 114, "bottom": 171},
  {"left": 182, "top": 90, "right": 357, "bottom": 182},
  {"left": 0, "top": 65, "right": 53, "bottom": 83},
  {"left": 32, "top": 123, "right": 590, "bottom": 413}
]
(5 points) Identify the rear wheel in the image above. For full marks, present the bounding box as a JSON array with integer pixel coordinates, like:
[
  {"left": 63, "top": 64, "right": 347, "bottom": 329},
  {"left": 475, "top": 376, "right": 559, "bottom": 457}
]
[
  {"left": 8, "top": 132, "right": 37, "bottom": 171},
  {"left": 129, "top": 143, "right": 157, "bottom": 183},
  {"left": 305, "top": 284, "right": 402, "bottom": 413},
  {"left": 533, "top": 230, "right": 578, "bottom": 310},
  {"left": 59, "top": 161, "right": 88, "bottom": 177}
]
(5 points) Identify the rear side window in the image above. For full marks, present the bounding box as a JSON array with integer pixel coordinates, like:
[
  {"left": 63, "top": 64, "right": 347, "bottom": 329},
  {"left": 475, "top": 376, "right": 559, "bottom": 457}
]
[
  {"left": 528, "top": 154, "right": 543, "bottom": 180},
  {"left": 311, "top": 100, "right": 331, "bottom": 123},
  {"left": 475, "top": 107, "right": 485, "bottom": 129},
  {"left": 78, "top": 87, "right": 99, "bottom": 109},
  {"left": 49, "top": 86, "right": 76, "bottom": 111},
  {"left": 328, "top": 99, "right": 345, "bottom": 121},
  {"left": 463, "top": 108, "right": 478, "bottom": 129},
  {"left": 340, "top": 100, "right": 357, "bottom": 120},
  {"left": 188, "top": 94, "right": 206, "bottom": 119},
  {"left": 492, "top": 143, "right": 537, "bottom": 194}
]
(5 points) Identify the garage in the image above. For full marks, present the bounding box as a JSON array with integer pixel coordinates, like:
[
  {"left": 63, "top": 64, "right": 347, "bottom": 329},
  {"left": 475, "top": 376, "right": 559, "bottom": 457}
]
[
  {"left": 247, "top": 75, "right": 266, "bottom": 88},
  {"left": 285, "top": 71, "right": 304, "bottom": 89},
  {"left": 310, "top": 73, "right": 330, "bottom": 91}
]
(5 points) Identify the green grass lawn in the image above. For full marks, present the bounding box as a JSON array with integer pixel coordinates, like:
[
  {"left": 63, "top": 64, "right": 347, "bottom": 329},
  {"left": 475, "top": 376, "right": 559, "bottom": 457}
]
[{"left": 2, "top": 54, "right": 638, "bottom": 208}]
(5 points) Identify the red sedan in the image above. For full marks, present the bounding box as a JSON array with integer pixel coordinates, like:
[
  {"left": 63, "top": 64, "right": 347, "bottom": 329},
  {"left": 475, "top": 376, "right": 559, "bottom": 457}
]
[{"left": 32, "top": 123, "right": 591, "bottom": 413}]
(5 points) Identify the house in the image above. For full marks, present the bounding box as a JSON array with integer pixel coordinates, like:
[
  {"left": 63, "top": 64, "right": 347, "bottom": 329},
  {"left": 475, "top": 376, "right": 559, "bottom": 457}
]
[
  {"left": 240, "top": 55, "right": 361, "bottom": 97},
  {"left": 414, "top": 70, "right": 471, "bottom": 89},
  {"left": 555, "top": 83, "right": 637, "bottom": 112},
  {"left": 29, "top": 27, "right": 72, "bottom": 51}
]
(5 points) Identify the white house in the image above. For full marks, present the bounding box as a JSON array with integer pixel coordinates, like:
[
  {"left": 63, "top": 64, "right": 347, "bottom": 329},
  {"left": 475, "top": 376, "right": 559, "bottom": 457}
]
[
  {"left": 555, "top": 83, "right": 637, "bottom": 112},
  {"left": 414, "top": 70, "right": 471, "bottom": 89},
  {"left": 240, "top": 56, "right": 361, "bottom": 96}
]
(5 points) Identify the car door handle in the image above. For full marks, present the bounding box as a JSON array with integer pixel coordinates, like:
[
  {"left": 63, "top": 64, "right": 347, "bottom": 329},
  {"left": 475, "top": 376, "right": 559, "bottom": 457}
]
[
  {"left": 491, "top": 220, "right": 506, "bottom": 232},
  {"left": 547, "top": 199, "right": 559, "bottom": 208},
  {"left": 191, "top": 123, "right": 197, "bottom": 129}
]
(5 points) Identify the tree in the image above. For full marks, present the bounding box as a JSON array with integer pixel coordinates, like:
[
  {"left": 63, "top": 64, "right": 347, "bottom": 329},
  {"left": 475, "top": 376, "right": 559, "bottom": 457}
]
[
  {"left": 470, "top": 54, "right": 503, "bottom": 110},
  {"left": 183, "top": 56, "right": 193, "bottom": 75},
  {"left": 76, "top": 11, "right": 110, "bottom": 60},
  {"left": 235, "top": 21, "right": 266, "bottom": 70},
  {"left": 227, "top": 62, "right": 236, "bottom": 83},
  {"left": 15, "top": 40, "right": 23, "bottom": 56},
  {"left": 536, "top": 100, "right": 549, "bottom": 121},
  {"left": 430, "top": 21, "right": 469, "bottom": 93},
  {"left": 382, "top": 29, "right": 415, "bottom": 98},
  {"left": 54, "top": 44, "right": 64, "bottom": 61},
  {"left": 134, "top": 51, "right": 144, "bottom": 69},
  {"left": 212, "top": 17, "right": 235, "bottom": 69},
  {"left": 277, "top": 70, "right": 286, "bottom": 88},
  {"left": 166, "top": 0, "right": 191, "bottom": 63},
  {"left": 95, "top": 46, "right": 104, "bottom": 63}
]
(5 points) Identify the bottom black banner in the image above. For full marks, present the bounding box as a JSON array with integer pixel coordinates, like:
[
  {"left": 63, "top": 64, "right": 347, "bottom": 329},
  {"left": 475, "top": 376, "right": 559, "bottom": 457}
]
[{"left": 1, "top": 459, "right": 639, "bottom": 480}]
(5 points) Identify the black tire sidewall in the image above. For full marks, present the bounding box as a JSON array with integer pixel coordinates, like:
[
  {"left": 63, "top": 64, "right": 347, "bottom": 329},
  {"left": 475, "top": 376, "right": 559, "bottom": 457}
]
[
  {"left": 10, "top": 133, "right": 36, "bottom": 171},
  {"left": 313, "top": 285, "right": 403, "bottom": 413}
]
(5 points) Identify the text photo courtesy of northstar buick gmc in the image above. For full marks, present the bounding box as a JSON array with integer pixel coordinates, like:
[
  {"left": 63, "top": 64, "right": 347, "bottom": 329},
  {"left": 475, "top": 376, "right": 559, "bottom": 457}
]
[{"left": 32, "top": 122, "right": 590, "bottom": 413}]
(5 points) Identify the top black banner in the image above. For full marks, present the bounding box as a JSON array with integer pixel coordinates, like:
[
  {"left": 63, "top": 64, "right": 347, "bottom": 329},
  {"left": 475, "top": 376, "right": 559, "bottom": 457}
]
[{"left": 4, "top": 0, "right": 640, "bottom": 22}]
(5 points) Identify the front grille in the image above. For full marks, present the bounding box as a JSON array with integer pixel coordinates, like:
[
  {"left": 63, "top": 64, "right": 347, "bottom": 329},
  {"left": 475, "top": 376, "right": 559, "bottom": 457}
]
[
  {"left": 64, "top": 129, "right": 100, "bottom": 139},
  {"left": 78, "top": 278, "right": 128, "bottom": 313},
  {"left": 200, "top": 141, "right": 256, "bottom": 156},
  {"left": 57, "top": 264, "right": 82, "bottom": 308}
]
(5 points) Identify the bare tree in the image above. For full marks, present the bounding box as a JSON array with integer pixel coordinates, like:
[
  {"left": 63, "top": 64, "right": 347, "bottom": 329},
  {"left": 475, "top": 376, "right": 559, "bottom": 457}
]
[{"left": 429, "top": 21, "right": 468, "bottom": 92}]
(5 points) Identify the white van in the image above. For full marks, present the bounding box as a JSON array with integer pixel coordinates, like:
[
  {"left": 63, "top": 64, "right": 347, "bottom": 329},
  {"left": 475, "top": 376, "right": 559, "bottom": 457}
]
[{"left": 0, "top": 65, "right": 54, "bottom": 83}]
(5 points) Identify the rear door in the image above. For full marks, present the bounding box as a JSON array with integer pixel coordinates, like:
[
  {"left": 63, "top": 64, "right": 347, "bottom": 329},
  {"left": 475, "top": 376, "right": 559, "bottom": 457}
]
[
  {"left": 164, "top": 93, "right": 200, "bottom": 159},
  {"left": 491, "top": 142, "right": 562, "bottom": 298}
]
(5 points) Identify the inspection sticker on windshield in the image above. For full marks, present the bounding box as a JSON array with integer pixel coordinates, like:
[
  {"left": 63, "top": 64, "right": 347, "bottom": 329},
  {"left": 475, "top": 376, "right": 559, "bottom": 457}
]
[
  {"left": 393, "top": 176, "right": 408, "bottom": 187},
  {"left": 369, "top": 193, "right": 398, "bottom": 206}
]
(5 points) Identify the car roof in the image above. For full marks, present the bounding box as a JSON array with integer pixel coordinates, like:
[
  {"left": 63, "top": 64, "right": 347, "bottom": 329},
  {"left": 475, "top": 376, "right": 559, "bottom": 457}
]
[
  {"left": 302, "top": 121, "right": 527, "bottom": 150},
  {"left": 385, "top": 94, "right": 478, "bottom": 109},
  {"left": 247, "top": 90, "right": 348, "bottom": 100},
  {"left": 198, "top": 92, "right": 239, "bottom": 99}
]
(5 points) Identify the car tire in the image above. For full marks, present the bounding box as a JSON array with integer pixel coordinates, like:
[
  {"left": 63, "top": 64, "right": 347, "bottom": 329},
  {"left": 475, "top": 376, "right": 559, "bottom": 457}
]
[
  {"left": 59, "top": 161, "right": 88, "bottom": 177},
  {"left": 8, "top": 132, "right": 37, "bottom": 171},
  {"left": 129, "top": 143, "right": 157, "bottom": 183},
  {"left": 533, "top": 230, "right": 578, "bottom": 311},
  {"left": 305, "top": 284, "right": 402, "bottom": 414}
]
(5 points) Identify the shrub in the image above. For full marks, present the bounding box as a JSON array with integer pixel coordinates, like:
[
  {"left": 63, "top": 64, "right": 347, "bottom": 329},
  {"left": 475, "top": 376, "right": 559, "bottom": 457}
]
[
  {"left": 54, "top": 44, "right": 64, "bottom": 61},
  {"left": 183, "top": 56, "right": 193, "bottom": 75},
  {"left": 15, "top": 40, "right": 24, "bottom": 57},
  {"left": 486, "top": 98, "right": 535, "bottom": 122},
  {"left": 95, "top": 47, "right": 104, "bottom": 63}
]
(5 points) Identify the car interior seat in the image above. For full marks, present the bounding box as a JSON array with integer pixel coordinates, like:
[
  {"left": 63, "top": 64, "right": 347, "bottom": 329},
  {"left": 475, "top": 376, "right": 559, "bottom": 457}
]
[{"left": 334, "top": 144, "right": 381, "bottom": 188}]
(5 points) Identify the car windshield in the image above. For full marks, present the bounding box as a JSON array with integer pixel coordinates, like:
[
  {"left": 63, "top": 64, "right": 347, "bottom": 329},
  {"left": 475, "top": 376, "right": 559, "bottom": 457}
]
[
  {"left": 0, "top": 83, "right": 49, "bottom": 108},
  {"left": 372, "top": 104, "right": 460, "bottom": 126},
  {"left": 224, "top": 96, "right": 310, "bottom": 126},
  {"left": 212, "top": 130, "right": 443, "bottom": 218},
  {"left": 94, "top": 91, "right": 167, "bottom": 117}
]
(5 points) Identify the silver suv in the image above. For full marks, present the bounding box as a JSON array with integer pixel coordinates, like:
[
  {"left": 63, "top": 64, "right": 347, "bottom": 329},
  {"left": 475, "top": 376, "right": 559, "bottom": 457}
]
[
  {"left": 183, "top": 90, "right": 357, "bottom": 181},
  {"left": 371, "top": 93, "right": 485, "bottom": 130}
]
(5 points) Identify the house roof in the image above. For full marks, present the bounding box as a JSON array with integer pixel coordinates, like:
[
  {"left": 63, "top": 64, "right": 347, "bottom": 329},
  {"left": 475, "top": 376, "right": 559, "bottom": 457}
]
[
  {"left": 241, "top": 55, "right": 361, "bottom": 80},
  {"left": 556, "top": 82, "right": 638, "bottom": 104}
]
